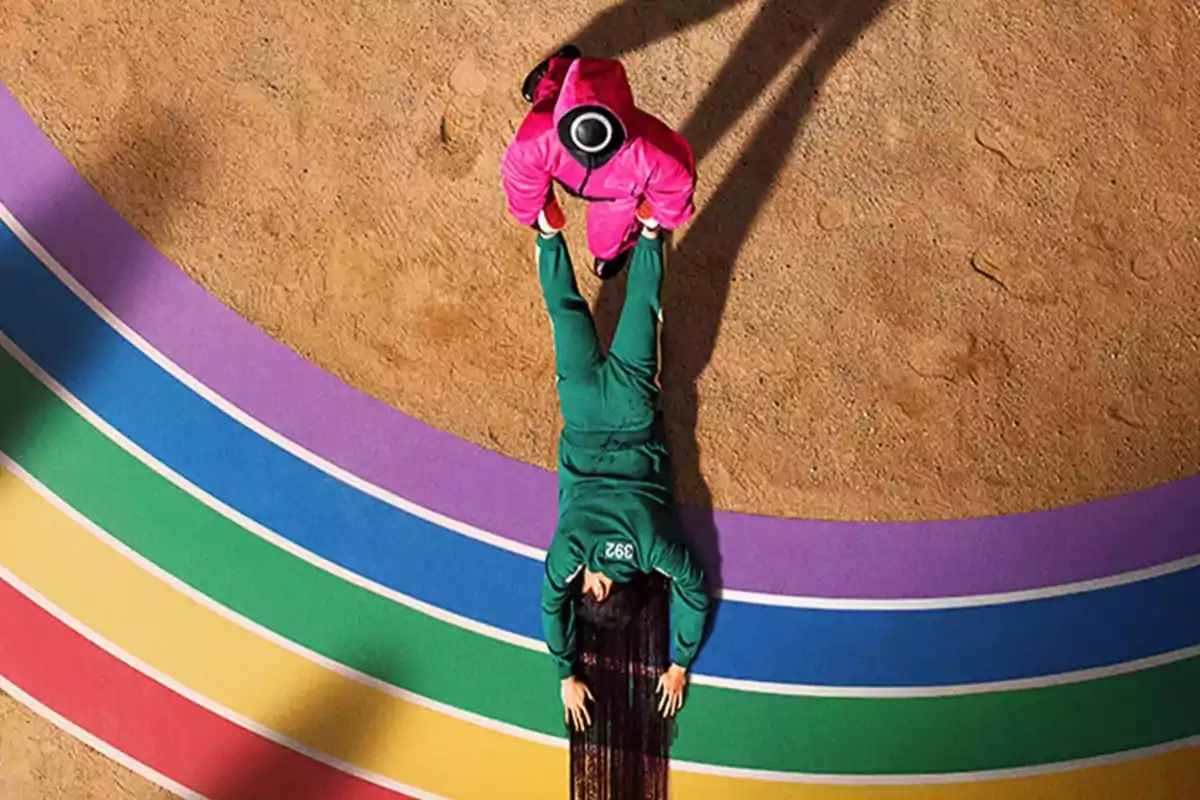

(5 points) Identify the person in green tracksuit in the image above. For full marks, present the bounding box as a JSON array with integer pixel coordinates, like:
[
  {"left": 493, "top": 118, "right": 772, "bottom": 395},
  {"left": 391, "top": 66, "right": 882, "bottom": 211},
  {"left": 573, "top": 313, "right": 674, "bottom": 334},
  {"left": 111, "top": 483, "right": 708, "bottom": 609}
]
[{"left": 536, "top": 223, "right": 711, "bottom": 732}]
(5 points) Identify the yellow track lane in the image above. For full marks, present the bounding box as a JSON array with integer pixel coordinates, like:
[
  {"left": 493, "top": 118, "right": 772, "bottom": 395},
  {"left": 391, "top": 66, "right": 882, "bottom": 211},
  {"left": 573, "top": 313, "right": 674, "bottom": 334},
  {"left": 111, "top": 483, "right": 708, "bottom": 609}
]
[{"left": 2, "top": 466, "right": 1197, "bottom": 799}]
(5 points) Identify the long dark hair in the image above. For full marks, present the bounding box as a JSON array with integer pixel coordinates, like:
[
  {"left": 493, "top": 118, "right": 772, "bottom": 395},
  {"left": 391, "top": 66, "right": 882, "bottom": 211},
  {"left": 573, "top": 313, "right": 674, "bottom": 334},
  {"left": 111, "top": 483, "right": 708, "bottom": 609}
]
[{"left": 570, "top": 572, "right": 671, "bottom": 800}]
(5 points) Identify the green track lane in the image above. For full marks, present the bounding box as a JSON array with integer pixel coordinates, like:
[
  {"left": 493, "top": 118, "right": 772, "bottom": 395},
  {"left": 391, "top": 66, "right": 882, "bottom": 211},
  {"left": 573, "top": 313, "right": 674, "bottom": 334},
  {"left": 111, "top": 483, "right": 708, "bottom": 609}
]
[{"left": 2, "top": 349, "right": 1198, "bottom": 775}]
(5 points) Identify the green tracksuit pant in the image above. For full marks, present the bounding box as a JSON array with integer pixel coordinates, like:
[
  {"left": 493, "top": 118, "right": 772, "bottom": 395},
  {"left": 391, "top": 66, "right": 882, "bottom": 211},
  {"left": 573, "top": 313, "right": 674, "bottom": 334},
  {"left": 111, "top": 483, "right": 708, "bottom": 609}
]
[
  {"left": 537, "top": 232, "right": 663, "bottom": 433},
  {"left": 537, "top": 232, "right": 709, "bottom": 679}
]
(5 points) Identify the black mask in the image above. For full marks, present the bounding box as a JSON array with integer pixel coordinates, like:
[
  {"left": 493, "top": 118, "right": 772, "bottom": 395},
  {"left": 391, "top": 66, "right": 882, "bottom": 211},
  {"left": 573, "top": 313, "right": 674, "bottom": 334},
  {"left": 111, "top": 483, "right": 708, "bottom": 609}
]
[{"left": 557, "top": 105, "right": 625, "bottom": 169}]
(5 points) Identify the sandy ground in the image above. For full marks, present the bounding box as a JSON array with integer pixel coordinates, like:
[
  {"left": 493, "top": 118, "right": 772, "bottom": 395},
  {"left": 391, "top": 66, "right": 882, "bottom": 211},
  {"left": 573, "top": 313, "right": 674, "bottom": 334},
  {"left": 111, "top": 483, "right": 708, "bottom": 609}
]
[
  {"left": 0, "top": 690, "right": 171, "bottom": 799},
  {"left": 1, "top": 0, "right": 1198, "bottom": 524},
  {"left": 1, "top": 0, "right": 1199, "bottom": 793}
]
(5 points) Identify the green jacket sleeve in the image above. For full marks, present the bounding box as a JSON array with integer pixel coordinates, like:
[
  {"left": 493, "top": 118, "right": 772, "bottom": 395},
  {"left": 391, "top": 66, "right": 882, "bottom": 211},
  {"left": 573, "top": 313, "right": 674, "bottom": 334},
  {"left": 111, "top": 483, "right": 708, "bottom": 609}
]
[
  {"left": 649, "top": 536, "right": 710, "bottom": 670},
  {"left": 540, "top": 535, "right": 582, "bottom": 680}
]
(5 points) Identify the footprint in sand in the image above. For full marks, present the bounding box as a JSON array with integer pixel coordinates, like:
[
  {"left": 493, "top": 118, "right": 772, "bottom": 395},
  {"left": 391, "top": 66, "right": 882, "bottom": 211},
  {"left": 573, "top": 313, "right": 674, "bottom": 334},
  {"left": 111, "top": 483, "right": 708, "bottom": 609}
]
[
  {"left": 1130, "top": 249, "right": 1166, "bottom": 282},
  {"left": 422, "top": 57, "right": 489, "bottom": 179},
  {"left": 1107, "top": 402, "right": 1147, "bottom": 430},
  {"left": 817, "top": 198, "right": 852, "bottom": 231},
  {"left": 906, "top": 331, "right": 1007, "bottom": 386},
  {"left": 975, "top": 119, "right": 1054, "bottom": 172},
  {"left": 884, "top": 375, "right": 934, "bottom": 420},
  {"left": 325, "top": 232, "right": 396, "bottom": 302},
  {"left": 971, "top": 242, "right": 1055, "bottom": 302},
  {"left": 1155, "top": 192, "right": 1196, "bottom": 228}
]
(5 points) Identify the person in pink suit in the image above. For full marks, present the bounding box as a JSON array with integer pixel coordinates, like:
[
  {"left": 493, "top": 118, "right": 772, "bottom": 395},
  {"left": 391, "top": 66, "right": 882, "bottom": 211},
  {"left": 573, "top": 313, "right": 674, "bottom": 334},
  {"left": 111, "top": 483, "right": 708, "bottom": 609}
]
[{"left": 502, "top": 46, "right": 697, "bottom": 279}]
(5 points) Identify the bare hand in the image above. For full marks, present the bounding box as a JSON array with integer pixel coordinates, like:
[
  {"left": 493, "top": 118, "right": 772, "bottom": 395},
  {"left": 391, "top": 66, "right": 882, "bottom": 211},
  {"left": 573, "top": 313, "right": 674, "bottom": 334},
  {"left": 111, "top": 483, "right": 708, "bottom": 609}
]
[
  {"left": 656, "top": 664, "right": 687, "bottom": 717},
  {"left": 561, "top": 676, "right": 594, "bottom": 731}
]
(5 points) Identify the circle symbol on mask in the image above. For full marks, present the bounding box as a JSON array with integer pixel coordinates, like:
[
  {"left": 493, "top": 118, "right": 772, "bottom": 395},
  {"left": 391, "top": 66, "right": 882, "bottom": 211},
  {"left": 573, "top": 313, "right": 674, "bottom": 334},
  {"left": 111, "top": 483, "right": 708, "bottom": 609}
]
[
  {"left": 570, "top": 112, "right": 614, "bottom": 153},
  {"left": 557, "top": 105, "right": 625, "bottom": 168}
]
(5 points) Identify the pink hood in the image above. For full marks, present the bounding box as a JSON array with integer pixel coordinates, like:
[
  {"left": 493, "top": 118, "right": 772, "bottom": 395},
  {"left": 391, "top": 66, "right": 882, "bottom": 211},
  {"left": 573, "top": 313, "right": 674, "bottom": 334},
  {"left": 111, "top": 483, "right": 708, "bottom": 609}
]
[
  {"left": 502, "top": 57, "right": 696, "bottom": 233},
  {"left": 552, "top": 58, "right": 636, "bottom": 139}
]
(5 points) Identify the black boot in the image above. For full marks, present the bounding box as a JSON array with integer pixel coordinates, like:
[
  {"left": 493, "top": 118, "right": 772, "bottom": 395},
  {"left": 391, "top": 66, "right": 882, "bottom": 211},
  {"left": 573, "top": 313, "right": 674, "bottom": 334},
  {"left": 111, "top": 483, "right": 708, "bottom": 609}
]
[
  {"left": 521, "top": 44, "right": 582, "bottom": 103},
  {"left": 593, "top": 249, "right": 632, "bottom": 281}
]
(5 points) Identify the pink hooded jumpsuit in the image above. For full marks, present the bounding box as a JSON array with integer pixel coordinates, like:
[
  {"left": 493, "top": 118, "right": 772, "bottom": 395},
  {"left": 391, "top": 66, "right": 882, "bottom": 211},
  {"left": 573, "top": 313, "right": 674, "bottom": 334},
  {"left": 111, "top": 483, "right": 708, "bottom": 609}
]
[{"left": 502, "top": 57, "right": 696, "bottom": 261}]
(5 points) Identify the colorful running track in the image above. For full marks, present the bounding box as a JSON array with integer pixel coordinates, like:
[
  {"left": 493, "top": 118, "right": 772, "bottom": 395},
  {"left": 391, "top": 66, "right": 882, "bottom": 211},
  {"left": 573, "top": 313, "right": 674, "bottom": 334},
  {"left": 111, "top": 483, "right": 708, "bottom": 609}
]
[{"left": 1, "top": 82, "right": 1198, "bottom": 797}]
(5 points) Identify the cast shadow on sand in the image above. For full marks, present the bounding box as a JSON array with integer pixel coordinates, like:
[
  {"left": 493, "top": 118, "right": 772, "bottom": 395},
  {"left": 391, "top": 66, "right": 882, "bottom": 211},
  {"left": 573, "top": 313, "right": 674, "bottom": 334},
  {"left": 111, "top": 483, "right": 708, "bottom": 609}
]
[
  {"left": 566, "top": 0, "right": 894, "bottom": 618},
  {"left": 0, "top": 102, "right": 207, "bottom": 470}
]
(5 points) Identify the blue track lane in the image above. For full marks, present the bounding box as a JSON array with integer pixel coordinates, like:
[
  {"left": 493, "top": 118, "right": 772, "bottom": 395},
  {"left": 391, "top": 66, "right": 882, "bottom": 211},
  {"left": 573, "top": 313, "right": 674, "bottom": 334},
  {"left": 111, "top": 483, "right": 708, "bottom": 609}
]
[{"left": 4, "top": 217, "right": 1200, "bottom": 687}]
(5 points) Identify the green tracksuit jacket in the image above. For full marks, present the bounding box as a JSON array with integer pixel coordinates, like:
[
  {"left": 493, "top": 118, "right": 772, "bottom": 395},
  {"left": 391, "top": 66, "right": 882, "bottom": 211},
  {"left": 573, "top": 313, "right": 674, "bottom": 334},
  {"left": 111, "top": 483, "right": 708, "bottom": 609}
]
[{"left": 537, "top": 232, "right": 710, "bottom": 680}]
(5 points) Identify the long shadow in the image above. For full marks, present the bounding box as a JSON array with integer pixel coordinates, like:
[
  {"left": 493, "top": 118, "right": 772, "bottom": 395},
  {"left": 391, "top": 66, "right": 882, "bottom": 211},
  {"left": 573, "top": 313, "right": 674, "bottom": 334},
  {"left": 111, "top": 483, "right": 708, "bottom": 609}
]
[
  {"left": 0, "top": 100, "right": 208, "bottom": 458},
  {"left": 573, "top": 0, "right": 894, "bottom": 599},
  {"left": 0, "top": 102, "right": 404, "bottom": 798},
  {"left": 208, "top": 654, "right": 396, "bottom": 799}
]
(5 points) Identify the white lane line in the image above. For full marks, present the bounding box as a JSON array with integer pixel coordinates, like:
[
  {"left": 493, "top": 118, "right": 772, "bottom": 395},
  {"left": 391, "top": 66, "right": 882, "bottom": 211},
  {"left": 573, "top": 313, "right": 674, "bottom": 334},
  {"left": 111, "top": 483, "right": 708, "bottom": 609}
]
[
  {"left": 6, "top": 200, "right": 1193, "bottom": 612},
  {"left": 5, "top": 334, "right": 1200, "bottom": 698},
  {"left": 0, "top": 674, "right": 204, "bottom": 799},
  {"left": 0, "top": 563, "right": 454, "bottom": 800}
]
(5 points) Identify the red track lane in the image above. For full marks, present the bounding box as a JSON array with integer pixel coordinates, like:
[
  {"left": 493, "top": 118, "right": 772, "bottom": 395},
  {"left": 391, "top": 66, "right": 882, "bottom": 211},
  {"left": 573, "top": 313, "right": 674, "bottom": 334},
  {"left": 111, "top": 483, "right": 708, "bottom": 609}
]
[{"left": 0, "top": 577, "right": 414, "bottom": 800}]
